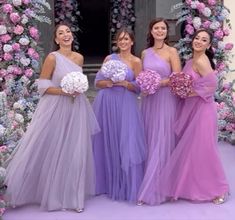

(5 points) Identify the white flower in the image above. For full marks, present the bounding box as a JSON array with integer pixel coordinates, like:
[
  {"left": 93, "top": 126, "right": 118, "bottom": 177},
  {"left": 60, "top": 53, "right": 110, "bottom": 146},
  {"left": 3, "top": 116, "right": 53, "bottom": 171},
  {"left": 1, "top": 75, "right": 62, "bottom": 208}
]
[
  {"left": 210, "top": 21, "right": 221, "bottom": 30},
  {"left": 0, "top": 167, "right": 6, "bottom": 179},
  {"left": 0, "top": 125, "right": 6, "bottom": 137},
  {"left": 13, "top": 100, "right": 25, "bottom": 111},
  {"left": 3, "top": 44, "right": 13, "bottom": 53},
  {"left": 19, "top": 37, "right": 30, "bottom": 45},
  {"left": 100, "top": 60, "right": 127, "bottom": 82},
  {"left": 218, "top": 41, "right": 225, "bottom": 50},
  {"left": 7, "top": 65, "right": 15, "bottom": 73},
  {"left": 202, "top": 7, "right": 212, "bottom": 17},
  {"left": 191, "top": 1, "right": 199, "bottom": 9},
  {"left": 61, "top": 71, "right": 89, "bottom": 94},
  {"left": 221, "top": 9, "right": 229, "bottom": 18},
  {"left": 21, "top": 15, "right": 29, "bottom": 24},
  {"left": 20, "top": 57, "right": 31, "bottom": 66},
  {"left": 13, "top": 0, "right": 22, "bottom": 6},
  {"left": 15, "top": 113, "right": 24, "bottom": 123},
  {"left": 192, "top": 17, "right": 201, "bottom": 29},
  {"left": 0, "top": 25, "right": 7, "bottom": 35}
]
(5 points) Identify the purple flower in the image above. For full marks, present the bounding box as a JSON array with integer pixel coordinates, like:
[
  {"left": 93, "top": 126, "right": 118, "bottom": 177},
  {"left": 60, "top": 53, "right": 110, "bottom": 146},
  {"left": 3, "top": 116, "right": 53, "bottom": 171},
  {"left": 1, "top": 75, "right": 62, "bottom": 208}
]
[
  {"left": 202, "top": 21, "right": 211, "bottom": 29},
  {"left": 14, "top": 25, "right": 24, "bottom": 35},
  {"left": 214, "top": 29, "right": 224, "bottom": 39},
  {"left": 185, "top": 24, "right": 194, "bottom": 35},
  {"left": 208, "top": 0, "right": 216, "bottom": 6},
  {"left": 12, "top": 43, "right": 21, "bottom": 51},
  {"left": 25, "top": 68, "right": 33, "bottom": 78},
  {"left": 0, "top": 34, "right": 11, "bottom": 43}
]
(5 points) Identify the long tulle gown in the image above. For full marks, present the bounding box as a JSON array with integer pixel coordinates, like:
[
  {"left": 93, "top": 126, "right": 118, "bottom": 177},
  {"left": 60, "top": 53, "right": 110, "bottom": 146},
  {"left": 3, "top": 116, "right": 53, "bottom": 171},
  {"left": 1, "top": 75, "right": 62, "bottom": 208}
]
[
  {"left": 92, "top": 53, "right": 146, "bottom": 202},
  {"left": 149, "top": 59, "right": 229, "bottom": 204},
  {"left": 138, "top": 48, "right": 179, "bottom": 204},
  {"left": 5, "top": 51, "right": 100, "bottom": 211}
]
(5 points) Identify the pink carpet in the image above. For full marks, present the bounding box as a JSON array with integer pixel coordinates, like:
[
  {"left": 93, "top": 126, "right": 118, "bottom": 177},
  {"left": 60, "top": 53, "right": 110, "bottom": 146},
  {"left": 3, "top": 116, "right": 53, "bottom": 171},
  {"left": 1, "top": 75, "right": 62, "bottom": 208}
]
[{"left": 3, "top": 142, "right": 235, "bottom": 220}]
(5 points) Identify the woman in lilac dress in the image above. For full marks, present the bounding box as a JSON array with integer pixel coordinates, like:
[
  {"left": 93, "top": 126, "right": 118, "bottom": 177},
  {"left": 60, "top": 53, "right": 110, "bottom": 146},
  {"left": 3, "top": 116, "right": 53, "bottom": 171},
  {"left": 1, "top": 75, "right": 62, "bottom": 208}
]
[
  {"left": 93, "top": 28, "right": 146, "bottom": 202},
  {"left": 151, "top": 29, "right": 229, "bottom": 205},
  {"left": 137, "top": 18, "right": 181, "bottom": 205},
  {"left": 5, "top": 24, "right": 99, "bottom": 212}
]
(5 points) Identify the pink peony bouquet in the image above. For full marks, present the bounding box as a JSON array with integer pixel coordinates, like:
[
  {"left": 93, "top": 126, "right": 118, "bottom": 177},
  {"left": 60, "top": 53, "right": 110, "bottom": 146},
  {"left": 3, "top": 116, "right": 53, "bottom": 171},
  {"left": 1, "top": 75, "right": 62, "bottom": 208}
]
[
  {"left": 136, "top": 69, "right": 161, "bottom": 94},
  {"left": 100, "top": 60, "right": 127, "bottom": 82},
  {"left": 169, "top": 72, "right": 193, "bottom": 98}
]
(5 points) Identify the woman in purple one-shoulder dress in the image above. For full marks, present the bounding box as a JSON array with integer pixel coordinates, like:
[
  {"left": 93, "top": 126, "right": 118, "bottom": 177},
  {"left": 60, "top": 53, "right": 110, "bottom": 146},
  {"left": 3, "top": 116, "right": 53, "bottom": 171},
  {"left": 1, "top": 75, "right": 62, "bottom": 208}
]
[
  {"left": 147, "top": 29, "right": 229, "bottom": 205},
  {"left": 92, "top": 28, "right": 146, "bottom": 202},
  {"left": 5, "top": 24, "right": 99, "bottom": 212},
  {"left": 137, "top": 18, "right": 181, "bottom": 205}
]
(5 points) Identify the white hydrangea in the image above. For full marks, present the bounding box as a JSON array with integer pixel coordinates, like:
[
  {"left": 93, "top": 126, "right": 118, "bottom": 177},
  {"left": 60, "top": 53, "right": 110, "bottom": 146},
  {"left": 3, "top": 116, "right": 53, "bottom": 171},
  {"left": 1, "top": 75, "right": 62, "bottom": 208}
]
[
  {"left": 21, "top": 15, "right": 29, "bottom": 24},
  {"left": 221, "top": 9, "right": 229, "bottom": 18},
  {"left": 210, "top": 21, "right": 221, "bottom": 30},
  {"left": 13, "top": 0, "right": 22, "bottom": 6},
  {"left": 218, "top": 41, "right": 225, "bottom": 50},
  {"left": 0, "top": 25, "right": 7, "bottom": 35},
  {"left": 100, "top": 60, "right": 127, "bottom": 82},
  {"left": 193, "top": 17, "right": 202, "bottom": 29},
  {"left": 19, "top": 37, "right": 30, "bottom": 45},
  {"left": 61, "top": 71, "right": 89, "bottom": 94},
  {"left": 0, "top": 167, "right": 6, "bottom": 179},
  {"left": 15, "top": 113, "right": 24, "bottom": 123},
  {"left": 0, "top": 124, "right": 6, "bottom": 137},
  {"left": 3, "top": 44, "right": 13, "bottom": 53},
  {"left": 202, "top": 7, "right": 212, "bottom": 17},
  {"left": 191, "top": 1, "right": 199, "bottom": 9},
  {"left": 20, "top": 57, "right": 31, "bottom": 66}
]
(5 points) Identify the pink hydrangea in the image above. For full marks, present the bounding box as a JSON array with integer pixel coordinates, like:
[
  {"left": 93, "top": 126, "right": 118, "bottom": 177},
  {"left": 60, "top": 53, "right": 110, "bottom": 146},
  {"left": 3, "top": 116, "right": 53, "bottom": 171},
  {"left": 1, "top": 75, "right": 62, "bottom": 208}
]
[
  {"left": 29, "top": 27, "right": 39, "bottom": 39},
  {"left": 12, "top": 43, "right": 21, "bottom": 51},
  {"left": 197, "top": 2, "right": 205, "bottom": 11},
  {"left": 214, "top": 29, "right": 224, "bottom": 39},
  {"left": 136, "top": 69, "right": 161, "bottom": 95},
  {"left": 223, "top": 28, "right": 230, "bottom": 36},
  {"left": 10, "top": 12, "right": 21, "bottom": 23},
  {"left": 22, "top": 0, "right": 30, "bottom": 4},
  {"left": 25, "top": 68, "right": 33, "bottom": 78},
  {"left": 14, "top": 25, "right": 24, "bottom": 35},
  {"left": 169, "top": 72, "right": 193, "bottom": 98},
  {"left": 27, "top": 48, "right": 39, "bottom": 59},
  {"left": 0, "top": 34, "right": 11, "bottom": 43},
  {"left": 185, "top": 24, "right": 194, "bottom": 35},
  {"left": 225, "top": 43, "right": 233, "bottom": 50},
  {"left": 3, "top": 4, "right": 13, "bottom": 13},
  {"left": 208, "top": 0, "right": 217, "bottom": 6},
  {"left": 202, "top": 21, "right": 211, "bottom": 29},
  {"left": 3, "top": 53, "right": 13, "bottom": 61}
]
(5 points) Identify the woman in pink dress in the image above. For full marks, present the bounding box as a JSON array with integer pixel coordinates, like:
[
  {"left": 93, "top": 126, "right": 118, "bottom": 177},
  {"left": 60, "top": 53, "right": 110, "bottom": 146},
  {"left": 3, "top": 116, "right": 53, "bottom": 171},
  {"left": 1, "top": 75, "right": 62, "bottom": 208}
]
[
  {"left": 137, "top": 18, "right": 181, "bottom": 205},
  {"left": 149, "top": 29, "right": 229, "bottom": 205}
]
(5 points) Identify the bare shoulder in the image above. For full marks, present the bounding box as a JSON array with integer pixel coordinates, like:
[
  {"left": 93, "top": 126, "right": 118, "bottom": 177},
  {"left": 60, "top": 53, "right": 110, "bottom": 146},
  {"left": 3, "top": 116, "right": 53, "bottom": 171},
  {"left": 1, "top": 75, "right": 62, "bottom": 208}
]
[
  {"left": 103, "top": 55, "right": 112, "bottom": 63},
  {"left": 194, "top": 55, "right": 213, "bottom": 76},
  {"left": 45, "top": 53, "right": 56, "bottom": 63},
  {"left": 168, "top": 46, "right": 178, "bottom": 55},
  {"left": 73, "top": 52, "right": 84, "bottom": 66},
  {"left": 132, "top": 55, "right": 141, "bottom": 64},
  {"left": 40, "top": 53, "right": 56, "bottom": 79},
  {"left": 141, "top": 49, "right": 147, "bottom": 59}
]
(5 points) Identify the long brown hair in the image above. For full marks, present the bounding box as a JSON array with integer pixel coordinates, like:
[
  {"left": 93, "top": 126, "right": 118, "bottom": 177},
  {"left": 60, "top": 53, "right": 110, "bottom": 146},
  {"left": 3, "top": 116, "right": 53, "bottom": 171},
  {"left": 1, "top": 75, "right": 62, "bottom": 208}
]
[
  {"left": 191, "top": 29, "right": 215, "bottom": 70},
  {"left": 53, "top": 23, "right": 74, "bottom": 51},
  {"left": 147, "top": 18, "right": 169, "bottom": 48}
]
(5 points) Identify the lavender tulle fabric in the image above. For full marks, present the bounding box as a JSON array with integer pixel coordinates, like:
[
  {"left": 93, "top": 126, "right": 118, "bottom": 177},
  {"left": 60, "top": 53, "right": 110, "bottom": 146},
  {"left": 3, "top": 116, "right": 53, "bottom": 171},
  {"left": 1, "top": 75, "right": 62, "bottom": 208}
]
[
  {"left": 137, "top": 48, "right": 179, "bottom": 204},
  {"left": 146, "top": 59, "right": 229, "bottom": 204},
  {"left": 92, "top": 53, "right": 146, "bottom": 202},
  {"left": 5, "top": 52, "right": 100, "bottom": 210}
]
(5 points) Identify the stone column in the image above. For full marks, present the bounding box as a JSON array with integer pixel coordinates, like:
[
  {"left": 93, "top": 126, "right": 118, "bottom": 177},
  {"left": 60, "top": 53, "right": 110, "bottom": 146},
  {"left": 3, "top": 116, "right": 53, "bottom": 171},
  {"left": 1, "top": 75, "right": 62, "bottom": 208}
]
[
  {"left": 38, "top": 0, "right": 55, "bottom": 59},
  {"left": 134, "top": 0, "right": 156, "bottom": 56}
]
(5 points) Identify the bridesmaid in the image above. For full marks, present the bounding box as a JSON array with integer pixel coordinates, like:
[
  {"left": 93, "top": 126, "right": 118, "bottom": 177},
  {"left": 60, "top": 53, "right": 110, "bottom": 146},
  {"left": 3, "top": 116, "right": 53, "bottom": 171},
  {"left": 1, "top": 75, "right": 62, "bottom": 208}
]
[
  {"left": 5, "top": 24, "right": 99, "bottom": 212},
  {"left": 137, "top": 18, "right": 181, "bottom": 205},
  {"left": 151, "top": 29, "right": 229, "bottom": 204},
  {"left": 92, "top": 27, "right": 146, "bottom": 202}
]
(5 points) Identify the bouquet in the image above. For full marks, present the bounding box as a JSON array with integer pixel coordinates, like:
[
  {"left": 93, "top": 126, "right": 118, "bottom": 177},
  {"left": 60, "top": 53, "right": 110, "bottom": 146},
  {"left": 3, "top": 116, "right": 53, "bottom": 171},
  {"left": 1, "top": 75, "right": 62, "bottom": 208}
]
[
  {"left": 136, "top": 69, "right": 161, "bottom": 94},
  {"left": 169, "top": 72, "right": 193, "bottom": 98},
  {"left": 100, "top": 60, "right": 127, "bottom": 82},
  {"left": 60, "top": 71, "right": 89, "bottom": 94}
]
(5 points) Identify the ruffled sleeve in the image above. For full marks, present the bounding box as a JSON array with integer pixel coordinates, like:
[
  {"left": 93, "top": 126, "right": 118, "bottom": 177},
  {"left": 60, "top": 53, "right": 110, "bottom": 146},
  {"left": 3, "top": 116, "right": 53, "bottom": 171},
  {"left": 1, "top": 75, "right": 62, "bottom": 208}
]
[{"left": 37, "top": 79, "right": 56, "bottom": 96}]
